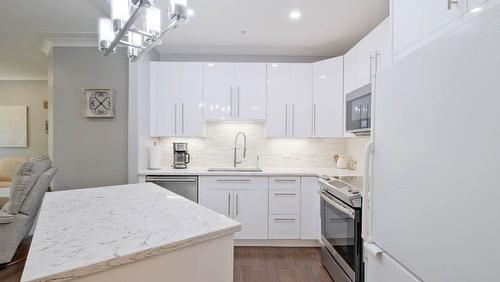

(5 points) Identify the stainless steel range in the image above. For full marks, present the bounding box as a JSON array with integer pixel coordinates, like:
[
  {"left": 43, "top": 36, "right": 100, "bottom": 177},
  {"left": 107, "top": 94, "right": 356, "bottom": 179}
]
[{"left": 318, "top": 176, "right": 364, "bottom": 282}]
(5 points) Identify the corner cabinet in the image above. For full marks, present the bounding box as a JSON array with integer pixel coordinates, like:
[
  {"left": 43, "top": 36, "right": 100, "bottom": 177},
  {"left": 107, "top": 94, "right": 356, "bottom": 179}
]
[
  {"left": 204, "top": 63, "right": 266, "bottom": 121},
  {"left": 312, "top": 57, "right": 344, "bottom": 137},
  {"left": 150, "top": 62, "right": 204, "bottom": 137},
  {"left": 266, "top": 63, "right": 313, "bottom": 137}
]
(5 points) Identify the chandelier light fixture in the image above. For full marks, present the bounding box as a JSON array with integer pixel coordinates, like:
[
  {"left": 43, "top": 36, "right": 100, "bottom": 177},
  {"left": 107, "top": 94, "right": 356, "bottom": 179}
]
[{"left": 98, "top": 0, "right": 189, "bottom": 62}]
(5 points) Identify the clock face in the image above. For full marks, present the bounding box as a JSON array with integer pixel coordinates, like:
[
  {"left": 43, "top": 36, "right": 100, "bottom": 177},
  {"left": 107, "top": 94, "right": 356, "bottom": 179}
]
[{"left": 82, "top": 89, "right": 115, "bottom": 118}]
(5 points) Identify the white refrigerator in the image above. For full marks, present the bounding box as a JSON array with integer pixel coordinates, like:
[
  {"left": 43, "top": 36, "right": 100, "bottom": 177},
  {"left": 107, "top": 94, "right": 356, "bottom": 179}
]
[{"left": 364, "top": 2, "right": 500, "bottom": 282}]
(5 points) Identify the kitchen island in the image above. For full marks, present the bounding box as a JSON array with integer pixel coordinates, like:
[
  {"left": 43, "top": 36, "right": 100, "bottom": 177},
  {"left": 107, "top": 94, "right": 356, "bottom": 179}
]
[{"left": 21, "top": 183, "right": 241, "bottom": 282}]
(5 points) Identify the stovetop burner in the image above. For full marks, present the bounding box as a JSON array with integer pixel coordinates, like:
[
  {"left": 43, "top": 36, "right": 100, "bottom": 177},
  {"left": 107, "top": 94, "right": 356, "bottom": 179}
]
[{"left": 318, "top": 175, "right": 363, "bottom": 208}]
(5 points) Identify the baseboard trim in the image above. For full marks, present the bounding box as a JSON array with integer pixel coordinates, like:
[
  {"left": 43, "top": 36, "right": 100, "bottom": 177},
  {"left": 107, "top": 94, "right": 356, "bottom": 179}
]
[{"left": 234, "top": 239, "right": 321, "bottom": 247}]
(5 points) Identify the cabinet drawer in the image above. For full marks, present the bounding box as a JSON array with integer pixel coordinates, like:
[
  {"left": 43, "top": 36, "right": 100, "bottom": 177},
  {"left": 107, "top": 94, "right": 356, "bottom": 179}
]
[
  {"left": 200, "top": 176, "right": 268, "bottom": 190},
  {"left": 269, "top": 189, "right": 300, "bottom": 214},
  {"left": 269, "top": 177, "right": 300, "bottom": 190},
  {"left": 269, "top": 215, "right": 300, "bottom": 239}
]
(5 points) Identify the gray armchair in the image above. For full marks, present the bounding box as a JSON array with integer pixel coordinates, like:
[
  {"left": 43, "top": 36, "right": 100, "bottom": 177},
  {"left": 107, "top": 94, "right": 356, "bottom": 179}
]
[{"left": 0, "top": 156, "right": 57, "bottom": 264}]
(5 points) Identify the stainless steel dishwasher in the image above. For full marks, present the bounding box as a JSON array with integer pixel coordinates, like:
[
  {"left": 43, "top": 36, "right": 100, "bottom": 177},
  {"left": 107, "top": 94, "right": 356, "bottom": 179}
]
[{"left": 145, "top": 176, "right": 198, "bottom": 202}]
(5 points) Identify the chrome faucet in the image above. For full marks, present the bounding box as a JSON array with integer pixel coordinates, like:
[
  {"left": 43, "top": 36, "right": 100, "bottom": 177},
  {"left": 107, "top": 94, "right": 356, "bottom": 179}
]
[{"left": 233, "top": 132, "right": 247, "bottom": 168}]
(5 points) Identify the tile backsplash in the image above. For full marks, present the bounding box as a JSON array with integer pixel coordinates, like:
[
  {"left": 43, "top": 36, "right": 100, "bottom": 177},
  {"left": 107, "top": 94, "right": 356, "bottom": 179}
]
[{"left": 157, "top": 122, "right": 351, "bottom": 168}]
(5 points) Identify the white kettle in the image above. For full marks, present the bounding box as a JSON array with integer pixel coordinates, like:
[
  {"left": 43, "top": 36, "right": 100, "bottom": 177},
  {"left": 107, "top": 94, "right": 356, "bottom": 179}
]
[{"left": 334, "top": 154, "right": 357, "bottom": 170}]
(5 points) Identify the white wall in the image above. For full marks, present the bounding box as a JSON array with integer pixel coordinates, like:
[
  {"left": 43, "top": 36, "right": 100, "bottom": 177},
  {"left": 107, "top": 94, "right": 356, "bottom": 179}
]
[
  {"left": 346, "top": 137, "right": 370, "bottom": 172},
  {"left": 0, "top": 80, "right": 48, "bottom": 158},
  {"left": 50, "top": 47, "right": 129, "bottom": 190},
  {"left": 157, "top": 122, "right": 347, "bottom": 168}
]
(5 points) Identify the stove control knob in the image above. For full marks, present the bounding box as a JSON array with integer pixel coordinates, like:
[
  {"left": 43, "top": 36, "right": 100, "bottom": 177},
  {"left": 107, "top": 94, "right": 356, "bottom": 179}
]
[{"left": 351, "top": 189, "right": 360, "bottom": 194}]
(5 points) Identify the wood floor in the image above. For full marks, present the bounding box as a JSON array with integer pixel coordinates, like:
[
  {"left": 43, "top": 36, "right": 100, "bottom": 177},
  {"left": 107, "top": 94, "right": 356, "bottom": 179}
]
[
  {"left": 0, "top": 243, "right": 334, "bottom": 282},
  {"left": 0, "top": 236, "right": 31, "bottom": 282},
  {"left": 234, "top": 247, "right": 334, "bottom": 282}
]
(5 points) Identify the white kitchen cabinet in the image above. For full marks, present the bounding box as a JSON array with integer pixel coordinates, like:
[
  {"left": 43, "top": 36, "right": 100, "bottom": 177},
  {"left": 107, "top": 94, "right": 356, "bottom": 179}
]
[
  {"left": 468, "top": 0, "right": 488, "bottom": 10},
  {"left": 290, "top": 64, "right": 313, "bottom": 137},
  {"left": 355, "top": 33, "right": 373, "bottom": 88},
  {"left": 151, "top": 62, "right": 204, "bottom": 137},
  {"left": 300, "top": 177, "right": 320, "bottom": 240},
  {"left": 266, "top": 63, "right": 313, "bottom": 137},
  {"left": 198, "top": 176, "right": 268, "bottom": 240},
  {"left": 269, "top": 215, "right": 301, "bottom": 239},
  {"left": 269, "top": 189, "right": 300, "bottom": 215},
  {"left": 343, "top": 47, "right": 357, "bottom": 95},
  {"left": 203, "top": 63, "right": 234, "bottom": 120},
  {"left": 179, "top": 62, "right": 204, "bottom": 136},
  {"left": 234, "top": 63, "right": 267, "bottom": 120},
  {"left": 312, "top": 57, "right": 344, "bottom": 137},
  {"left": 371, "top": 18, "right": 392, "bottom": 72},
  {"left": 204, "top": 63, "right": 266, "bottom": 121},
  {"left": 266, "top": 63, "right": 290, "bottom": 137},
  {"left": 392, "top": 0, "right": 466, "bottom": 56},
  {"left": 233, "top": 189, "right": 268, "bottom": 239}
]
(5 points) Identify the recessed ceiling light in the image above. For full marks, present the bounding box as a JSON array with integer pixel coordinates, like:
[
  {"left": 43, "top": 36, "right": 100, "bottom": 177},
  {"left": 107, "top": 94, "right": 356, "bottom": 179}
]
[
  {"left": 289, "top": 10, "right": 301, "bottom": 20},
  {"left": 187, "top": 9, "right": 195, "bottom": 16},
  {"left": 470, "top": 7, "right": 482, "bottom": 13},
  {"left": 271, "top": 63, "right": 278, "bottom": 67}
]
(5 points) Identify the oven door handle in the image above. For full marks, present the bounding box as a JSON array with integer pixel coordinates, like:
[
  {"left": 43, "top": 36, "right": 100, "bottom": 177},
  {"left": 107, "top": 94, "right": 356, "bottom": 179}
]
[{"left": 320, "top": 192, "right": 355, "bottom": 219}]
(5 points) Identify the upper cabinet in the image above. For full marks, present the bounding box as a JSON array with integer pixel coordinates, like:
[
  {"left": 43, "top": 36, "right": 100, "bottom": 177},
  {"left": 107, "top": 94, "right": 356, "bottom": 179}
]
[
  {"left": 392, "top": 0, "right": 467, "bottom": 58},
  {"left": 312, "top": 57, "right": 344, "bottom": 137},
  {"left": 204, "top": 63, "right": 266, "bottom": 121},
  {"left": 343, "top": 17, "right": 391, "bottom": 95},
  {"left": 266, "top": 63, "right": 313, "bottom": 138},
  {"left": 150, "top": 62, "right": 204, "bottom": 137}
]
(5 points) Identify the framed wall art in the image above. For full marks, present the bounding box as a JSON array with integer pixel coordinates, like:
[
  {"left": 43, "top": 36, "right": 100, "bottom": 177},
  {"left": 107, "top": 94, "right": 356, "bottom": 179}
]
[
  {"left": 0, "top": 106, "right": 28, "bottom": 147},
  {"left": 81, "top": 88, "right": 115, "bottom": 118}
]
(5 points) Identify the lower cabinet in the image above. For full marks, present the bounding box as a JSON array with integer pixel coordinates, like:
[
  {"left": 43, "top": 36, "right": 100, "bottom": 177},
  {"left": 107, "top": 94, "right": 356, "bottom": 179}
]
[
  {"left": 199, "top": 176, "right": 268, "bottom": 240},
  {"left": 199, "top": 175, "right": 320, "bottom": 242}
]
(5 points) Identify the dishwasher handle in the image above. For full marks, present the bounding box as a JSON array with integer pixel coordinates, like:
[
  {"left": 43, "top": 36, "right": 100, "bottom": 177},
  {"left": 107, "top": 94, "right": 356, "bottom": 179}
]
[{"left": 146, "top": 177, "right": 197, "bottom": 183}]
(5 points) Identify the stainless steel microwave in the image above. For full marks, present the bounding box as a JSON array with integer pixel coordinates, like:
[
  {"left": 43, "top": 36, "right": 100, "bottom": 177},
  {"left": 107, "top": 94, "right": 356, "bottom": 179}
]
[{"left": 345, "top": 84, "right": 371, "bottom": 135}]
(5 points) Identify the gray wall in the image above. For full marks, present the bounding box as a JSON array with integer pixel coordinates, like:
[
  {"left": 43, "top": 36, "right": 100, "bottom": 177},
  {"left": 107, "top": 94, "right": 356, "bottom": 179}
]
[
  {"left": 50, "top": 47, "right": 128, "bottom": 190},
  {"left": 0, "top": 80, "right": 48, "bottom": 158}
]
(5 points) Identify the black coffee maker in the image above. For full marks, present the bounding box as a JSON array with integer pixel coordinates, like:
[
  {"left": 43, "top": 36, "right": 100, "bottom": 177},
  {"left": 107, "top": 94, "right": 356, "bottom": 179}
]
[{"left": 172, "top": 142, "right": 190, "bottom": 169}]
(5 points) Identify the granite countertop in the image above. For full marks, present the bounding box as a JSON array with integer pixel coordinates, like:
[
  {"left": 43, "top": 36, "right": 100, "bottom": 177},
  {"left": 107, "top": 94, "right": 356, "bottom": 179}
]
[
  {"left": 21, "top": 183, "right": 241, "bottom": 282},
  {"left": 138, "top": 167, "right": 362, "bottom": 177}
]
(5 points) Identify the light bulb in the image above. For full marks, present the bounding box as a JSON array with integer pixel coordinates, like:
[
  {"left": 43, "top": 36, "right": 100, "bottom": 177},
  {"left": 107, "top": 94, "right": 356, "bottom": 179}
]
[
  {"left": 146, "top": 6, "right": 161, "bottom": 36},
  {"left": 169, "top": 0, "right": 188, "bottom": 20},
  {"left": 111, "top": 0, "right": 129, "bottom": 30},
  {"left": 127, "top": 32, "right": 142, "bottom": 59},
  {"left": 98, "top": 17, "right": 114, "bottom": 51}
]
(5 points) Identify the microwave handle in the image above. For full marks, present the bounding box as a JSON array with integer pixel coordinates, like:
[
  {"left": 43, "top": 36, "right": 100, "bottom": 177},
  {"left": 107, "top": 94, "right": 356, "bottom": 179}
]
[{"left": 320, "top": 192, "right": 355, "bottom": 219}]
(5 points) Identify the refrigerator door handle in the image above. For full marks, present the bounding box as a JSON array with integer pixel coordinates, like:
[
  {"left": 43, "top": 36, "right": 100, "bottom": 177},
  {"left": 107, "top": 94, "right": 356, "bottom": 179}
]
[
  {"left": 363, "top": 141, "right": 375, "bottom": 241},
  {"left": 364, "top": 242, "right": 383, "bottom": 257}
]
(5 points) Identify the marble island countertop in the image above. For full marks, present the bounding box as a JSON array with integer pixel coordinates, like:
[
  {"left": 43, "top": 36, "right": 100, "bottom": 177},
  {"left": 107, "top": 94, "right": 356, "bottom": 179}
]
[
  {"left": 138, "top": 166, "right": 362, "bottom": 177},
  {"left": 21, "top": 183, "right": 241, "bottom": 282}
]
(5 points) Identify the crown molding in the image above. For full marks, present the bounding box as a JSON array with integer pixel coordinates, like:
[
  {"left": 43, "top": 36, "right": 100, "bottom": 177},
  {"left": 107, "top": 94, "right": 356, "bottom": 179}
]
[{"left": 40, "top": 36, "right": 98, "bottom": 56}]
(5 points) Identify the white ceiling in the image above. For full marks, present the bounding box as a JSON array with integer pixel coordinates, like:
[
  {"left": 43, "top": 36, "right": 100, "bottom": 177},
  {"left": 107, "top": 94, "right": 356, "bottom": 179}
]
[{"left": 0, "top": 0, "right": 389, "bottom": 80}]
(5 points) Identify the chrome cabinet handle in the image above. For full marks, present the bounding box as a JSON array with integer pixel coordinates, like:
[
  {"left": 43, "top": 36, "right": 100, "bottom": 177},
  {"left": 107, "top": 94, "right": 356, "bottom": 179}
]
[
  {"left": 375, "top": 52, "right": 381, "bottom": 73},
  {"left": 313, "top": 104, "right": 317, "bottom": 136},
  {"left": 369, "top": 55, "right": 375, "bottom": 84},
  {"left": 236, "top": 192, "right": 239, "bottom": 215},
  {"left": 181, "top": 103, "right": 185, "bottom": 135},
  {"left": 292, "top": 104, "right": 295, "bottom": 135},
  {"left": 228, "top": 193, "right": 231, "bottom": 216},
  {"left": 174, "top": 103, "right": 177, "bottom": 135},
  {"left": 285, "top": 104, "right": 288, "bottom": 135},
  {"left": 274, "top": 218, "right": 296, "bottom": 222},
  {"left": 216, "top": 179, "right": 251, "bottom": 182},
  {"left": 274, "top": 193, "right": 297, "bottom": 196},
  {"left": 230, "top": 86, "right": 233, "bottom": 118},
  {"left": 145, "top": 177, "right": 197, "bottom": 182},
  {"left": 274, "top": 179, "right": 296, "bottom": 182},
  {"left": 448, "top": 0, "right": 459, "bottom": 9},
  {"left": 237, "top": 86, "right": 240, "bottom": 117}
]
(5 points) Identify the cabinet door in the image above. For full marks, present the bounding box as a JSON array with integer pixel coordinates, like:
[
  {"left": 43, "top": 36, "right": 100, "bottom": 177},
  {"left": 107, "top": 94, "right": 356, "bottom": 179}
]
[
  {"left": 300, "top": 177, "right": 320, "bottom": 240},
  {"left": 266, "top": 63, "right": 290, "bottom": 137},
  {"left": 468, "top": 0, "right": 488, "bottom": 11},
  {"left": 151, "top": 62, "right": 180, "bottom": 137},
  {"left": 234, "top": 63, "right": 267, "bottom": 120},
  {"left": 313, "top": 57, "right": 344, "bottom": 137},
  {"left": 199, "top": 189, "right": 233, "bottom": 218},
  {"left": 355, "top": 34, "right": 374, "bottom": 89},
  {"left": 233, "top": 189, "right": 268, "bottom": 239},
  {"left": 372, "top": 17, "right": 392, "bottom": 72},
  {"left": 290, "top": 64, "right": 313, "bottom": 137},
  {"left": 343, "top": 48, "right": 357, "bottom": 95},
  {"left": 180, "top": 62, "right": 204, "bottom": 137},
  {"left": 204, "top": 63, "right": 235, "bottom": 120},
  {"left": 393, "top": 0, "right": 466, "bottom": 55}
]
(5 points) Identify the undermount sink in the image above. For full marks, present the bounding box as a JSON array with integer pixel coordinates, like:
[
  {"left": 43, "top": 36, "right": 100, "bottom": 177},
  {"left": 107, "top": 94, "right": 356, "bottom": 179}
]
[{"left": 207, "top": 168, "right": 263, "bottom": 172}]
